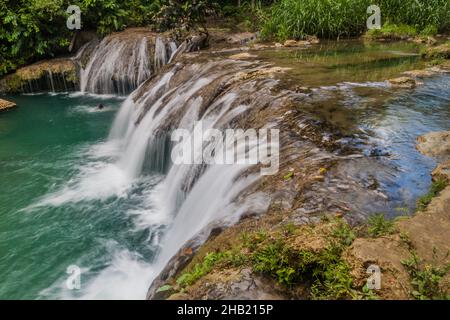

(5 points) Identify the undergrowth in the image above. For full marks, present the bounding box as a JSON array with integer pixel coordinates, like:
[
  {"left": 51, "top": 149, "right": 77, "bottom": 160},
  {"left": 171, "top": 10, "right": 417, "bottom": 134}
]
[
  {"left": 416, "top": 178, "right": 448, "bottom": 211},
  {"left": 175, "top": 218, "right": 377, "bottom": 299},
  {"left": 401, "top": 251, "right": 450, "bottom": 300}
]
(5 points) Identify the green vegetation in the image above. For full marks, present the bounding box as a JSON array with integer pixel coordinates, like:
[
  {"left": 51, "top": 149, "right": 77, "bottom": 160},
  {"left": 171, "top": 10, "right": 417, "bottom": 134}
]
[
  {"left": 401, "top": 251, "right": 450, "bottom": 300},
  {"left": 366, "top": 24, "right": 418, "bottom": 40},
  {"left": 1, "top": 0, "right": 449, "bottom": 76},
  {"left": 367, "top": 213, "right": 395, "bottom": 237},
  {"left": 416, "top": 178, "right": 447, "bottom": 210},
  {"left": 174, "top": 218, "right": 378, "bottom": 299},
  {"left": 261, "top": 0, "right": 450, "bottom": 40},
  {"left": 0, "top": 0, "right": 217, "bottom": 76},
  {"left": 176, "top": 251, "right": 228, "bottom": 287}
]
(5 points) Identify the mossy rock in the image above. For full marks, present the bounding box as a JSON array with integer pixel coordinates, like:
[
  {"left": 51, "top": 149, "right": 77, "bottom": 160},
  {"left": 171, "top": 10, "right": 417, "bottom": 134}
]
[
  {"left": 422, "top": 43, "right": 450, "bottom": 60},
  {"left": 0, "top": 58, "right": 78, "bottom": 93}
]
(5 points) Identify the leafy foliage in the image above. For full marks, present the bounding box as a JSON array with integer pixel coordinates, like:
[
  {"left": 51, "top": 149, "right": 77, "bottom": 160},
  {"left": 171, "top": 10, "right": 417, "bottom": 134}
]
[
  {"left": 367, "top": 213, "right": 395, "bottom": 237},
  {"left": 402, "top": 251, "right": 450, "bottom": 300},
  {"left": 0, "top": 0, "right": 216, "bottom": 75}
]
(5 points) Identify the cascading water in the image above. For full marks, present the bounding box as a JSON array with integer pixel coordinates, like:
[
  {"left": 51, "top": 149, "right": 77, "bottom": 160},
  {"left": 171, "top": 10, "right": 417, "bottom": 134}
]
[
  {"left": 32, "top": 57, "right": 284, "bottom": 299},
  {"left": 4, "top": 37, "right": 449, "bottom": 300},
  {"left": 79, "top": 32, "right": 178, "bottom": 95},
  {"left": 109, "top": 59, "right": 279, "bottom": 271}
]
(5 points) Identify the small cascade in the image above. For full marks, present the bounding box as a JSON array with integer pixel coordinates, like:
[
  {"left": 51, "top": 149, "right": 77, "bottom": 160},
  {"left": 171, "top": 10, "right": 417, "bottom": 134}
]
[
  {"left": 78, "top": 32, "right": 178, "bottom": 95},
  {"left": 20, "top": 69, "right": 76, "bottom": 94}
]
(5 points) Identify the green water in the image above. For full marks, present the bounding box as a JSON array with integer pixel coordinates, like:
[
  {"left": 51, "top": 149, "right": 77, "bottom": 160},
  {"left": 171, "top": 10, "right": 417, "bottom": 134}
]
[
  {"left": 256, "top": 40, "right": 426, "bottom": 87},
  {"left": 0, "top": 93, "right": 159, "bottom": 299}
]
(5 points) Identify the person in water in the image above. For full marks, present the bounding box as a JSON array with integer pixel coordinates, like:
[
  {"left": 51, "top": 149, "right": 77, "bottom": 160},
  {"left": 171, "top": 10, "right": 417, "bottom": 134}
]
[{"left": 97, "top": 103, "right": 104, "bottom": 110}]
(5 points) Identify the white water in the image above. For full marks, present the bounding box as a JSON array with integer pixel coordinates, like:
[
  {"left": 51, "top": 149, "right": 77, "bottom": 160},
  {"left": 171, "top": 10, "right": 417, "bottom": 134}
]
[
  {"left": 36, "top": 59, "right": 271, "bottom": 299},
  {"left": 79, "top": 35, "right": 177, "bottom": 95}
]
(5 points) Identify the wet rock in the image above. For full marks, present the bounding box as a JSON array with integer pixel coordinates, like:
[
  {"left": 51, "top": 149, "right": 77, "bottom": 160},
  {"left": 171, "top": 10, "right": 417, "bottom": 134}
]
[
  {"left": 416, "top": 130, "right": 450, "bottom": 162},
  {"left": 412, "top": 36, "right": 437, "bottom": 46},
  {"left": 226, "top": 32, "right": 259, "bottom": 45},
  {"left": 168, "top": 268, "right": 289, "bottom": 300},
  {"left": 0, "top": 98, "right": 16, "bottom": 112},
  {"left": 294, "top": 85, "right": 311, "bottom": 94},
  {"left": 432, "top": 160, "right": 450, "bottom": 183},
  {"left": 387, "top": 76, "right": 417, "bottom": 89},
  {"left": 284, "top": 40, "right": 310, "bottom": 47},
  {"left": 228, "top": 52, "right": 257, "bottom": 60},
  {"left": 422, "top": 43, "right": 450, "bottom": 59},
  {"left": 403, "top": 69, "right": 436, "bottom": 78},
  {"left": 69, "top": 30, "right": 98, "bottom": 53}
]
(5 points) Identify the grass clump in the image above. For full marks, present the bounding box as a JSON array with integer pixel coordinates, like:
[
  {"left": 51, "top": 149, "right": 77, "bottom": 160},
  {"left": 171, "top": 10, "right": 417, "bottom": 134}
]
[
  {"left": 365, "top": 24, "right": 417, "bottom": 40},
  {"left": 367, "top": 213, "right": 395, "bottom": 237},
  {"left": 401, "top": 251, "right": 450, "bottom": 300},
  {"left": 416, "top": 178, "right": 448, "bottom": 211},
  {"left": 261, "top": 0, "right": 450, "bottom": 41}
]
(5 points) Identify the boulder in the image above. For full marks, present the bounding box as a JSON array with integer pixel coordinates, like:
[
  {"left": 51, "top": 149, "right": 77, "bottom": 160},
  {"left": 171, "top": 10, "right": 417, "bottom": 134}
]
[
  {"left": 388, "top": 76, "right": 417, "bottom": 88},
  {"left": 0, "top": 98, "right": 16, "bottom": 111},
  {"left": 422, "top": 43, "right": 450, "bottom": 59},
  {"left": 416, "top": 131, "right": 450, "bottom": 162},
  {"left": 228, "top": 52, "right": 257, "bottom": 60},
  {"left": 402, "top": 69, "right": 436, "bottom": 78}
]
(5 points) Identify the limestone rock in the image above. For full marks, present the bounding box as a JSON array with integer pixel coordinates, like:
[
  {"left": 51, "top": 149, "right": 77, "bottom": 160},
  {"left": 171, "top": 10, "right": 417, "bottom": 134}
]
[
  {"left": 228, "top": 52, "right": 257, "bottom": 60},
  {"left": 388, "top": 76, "right": 417, "bottom": 88},
  {"left": 403, "top": 69, "right": 436, "bottom": 78},
  {"left": 422, "top": 43, "right": 450, "bottom": 59},
  {"left": 0, "top": 98, "right": 17, "bottom": 111},
  {"left": 284, "top": 39, "right": 311, "bottom": 47},
  {"left": 416, "top": 131, "right": 450, "bottom": 162}
]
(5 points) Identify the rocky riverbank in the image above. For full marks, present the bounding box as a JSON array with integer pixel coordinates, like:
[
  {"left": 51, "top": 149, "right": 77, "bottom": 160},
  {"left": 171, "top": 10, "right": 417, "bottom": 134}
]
[
  {"left": 148, "top": 130, "right": 450, "bottom": 300},
  {"left": 145, "top": 37, "right": 450, "bottom": 300}
]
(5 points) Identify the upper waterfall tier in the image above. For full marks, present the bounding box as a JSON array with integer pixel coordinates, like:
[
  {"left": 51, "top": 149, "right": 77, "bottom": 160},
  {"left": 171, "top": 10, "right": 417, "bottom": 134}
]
[{"left": 78, "top": 29, "right": 178, "bottom": 95}]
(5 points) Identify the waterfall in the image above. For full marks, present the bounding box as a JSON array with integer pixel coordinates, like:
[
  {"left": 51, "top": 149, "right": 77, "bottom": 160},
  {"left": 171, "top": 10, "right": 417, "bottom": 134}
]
[
  {"left": 79, "top": 33, "right": 178, "bottom": 95},
  {"left": 35, "top": 52, "right": 282, "bottom": 299},
  {"left": 106, "top": 59, "right": 279, "bottom": 286}
]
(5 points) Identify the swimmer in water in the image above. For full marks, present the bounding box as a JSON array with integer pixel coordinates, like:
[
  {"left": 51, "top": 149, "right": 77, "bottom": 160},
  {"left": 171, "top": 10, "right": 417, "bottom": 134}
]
[{"left": 97, "top": 103, "right": 104, "bottom": 110}]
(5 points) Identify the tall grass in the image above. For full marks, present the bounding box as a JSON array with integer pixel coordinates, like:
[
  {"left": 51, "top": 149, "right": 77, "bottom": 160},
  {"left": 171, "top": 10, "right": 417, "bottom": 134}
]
[{"left": 261, "top": 0, "right": 450, "bottom": 40}]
